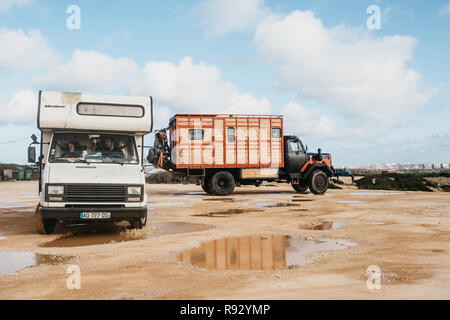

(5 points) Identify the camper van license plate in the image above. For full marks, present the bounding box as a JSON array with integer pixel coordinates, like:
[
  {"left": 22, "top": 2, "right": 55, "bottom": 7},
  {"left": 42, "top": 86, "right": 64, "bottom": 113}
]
[{"left": 80, "top": 212, "right": 111, "bottom": 219}]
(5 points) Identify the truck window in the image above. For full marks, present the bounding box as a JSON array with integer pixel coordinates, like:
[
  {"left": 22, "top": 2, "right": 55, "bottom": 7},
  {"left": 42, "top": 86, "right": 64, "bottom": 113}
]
[
  {"left": 188, "top": 129, "right": 204, "bottom": 140},
  {"left": 272, "top": 128, "right": 282, "bottom": 138},
  {"left": 49, "top": 133, "right": 139, "bottom": 164},
  {"left": 288, "top": 141, "right": 301, "bottom": 153},
  {"left": 227, "top": 127, "right": 235, "bottom": 142}
]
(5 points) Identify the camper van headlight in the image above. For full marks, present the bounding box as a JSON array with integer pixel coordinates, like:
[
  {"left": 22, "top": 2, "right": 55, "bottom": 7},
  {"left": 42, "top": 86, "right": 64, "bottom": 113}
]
[
  {"left": 127, "top": 186, "right": 142, "bottom": 195},
  {"left": 48, "top": 185, "right": 64, "bottom": 195}
]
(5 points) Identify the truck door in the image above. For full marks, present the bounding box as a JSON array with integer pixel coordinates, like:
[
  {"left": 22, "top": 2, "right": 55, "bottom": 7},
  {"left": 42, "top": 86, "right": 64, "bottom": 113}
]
[{"left": 284, "top": 137, "right": 308, "bottom": 173}]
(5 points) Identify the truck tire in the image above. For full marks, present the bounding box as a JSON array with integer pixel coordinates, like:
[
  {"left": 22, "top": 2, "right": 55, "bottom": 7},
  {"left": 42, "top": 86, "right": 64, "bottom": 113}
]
[
  {"left": 35, "top": 206, "right": 56, "bottom": 234},
  {"left": 130, "top": 214, "right": 147, "bottom": 229},
  {"left": 201, "top": 177, "right": 213, "bottom": 194},
  {"left": 292, "top": 180, "right": 309, "bottom": 193},
  {"left": 308, "top": 170, "right": 329, "bottom": 194},
  {"left": 210, "top": 171, "right": 235, "bottom": 196}
]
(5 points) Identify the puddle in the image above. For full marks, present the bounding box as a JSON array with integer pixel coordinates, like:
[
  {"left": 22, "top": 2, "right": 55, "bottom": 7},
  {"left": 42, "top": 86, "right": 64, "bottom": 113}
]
[
  {"left": 299, "top": 221, "right": 344, "bottom": 230},
  {"left": 179, "top": 235, "right": 357, "bottom": 270},
  {"left": 366, "top": 222, "right": 386, "bottom": 225},
  {"left": 151, "top": 195, "right": 202, "bottom": 201},
  {"left": 289, "top": 208, "right": 310, "bottom": 212},
  {"left": 147, "top": 202, "right": 191, "bottom": 208},
  {"left": 336, "top": 200, "right": 364, "bottom": 204},
  {"left": 351, "top": 192, "right": 405, "bottom": 196},
  {"left": 291, "top": 199, "right": 314, "bottom": 202},
  {"left": 0, "top": 252, "right": 74, "bottom": 276},
  {"left": 194, "top": 208, "right": 264, "bottom": 217},
  {"left": 0, "top": 236, "right": 7, "bottom": 240},
  {"left": 40, "top": 222, "right": 213, "bottom": 248},
  {"left": 203, "top": 198, "right": 235, "bottom": 202},
  {"left": 150, "top": 222, "right": 213, "bottom": 237},
  {"left": 0, "top": 204, "right": 37, "bottom": 209},
  {"left": 253, "top": 202, "right": 301, "bottom": 208}
]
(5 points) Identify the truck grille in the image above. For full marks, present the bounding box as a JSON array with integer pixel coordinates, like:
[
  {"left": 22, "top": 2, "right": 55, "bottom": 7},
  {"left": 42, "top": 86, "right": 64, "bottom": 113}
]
[{"left": 66, "top": 184, "right": 126, "bottom": 202}]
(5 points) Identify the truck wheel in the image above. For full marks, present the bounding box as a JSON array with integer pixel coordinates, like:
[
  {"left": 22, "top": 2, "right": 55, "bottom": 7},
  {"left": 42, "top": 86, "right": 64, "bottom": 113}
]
[
  {"left": 35, "top": 206, "right": 56, "bottom": 234},
  {"left": 292, "top": 180, "right": 309, "bottom": 193},
  {"left": 201, "top": 177, "right": 213, "bottom": 194},
  {"left": 308, "top": 170, "right": 329, "bottom": 194},
  {"left": 210, "top": 171, "right": 235, "bottom": 196},
  {"left": 130, "top": 214, "right": 147, "bottom": 229}
]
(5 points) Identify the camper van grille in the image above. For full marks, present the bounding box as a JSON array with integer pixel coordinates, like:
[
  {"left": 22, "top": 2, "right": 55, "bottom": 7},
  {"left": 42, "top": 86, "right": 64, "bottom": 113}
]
[{"left": 66, "top": 184, "right": 126, "bottom": 202}]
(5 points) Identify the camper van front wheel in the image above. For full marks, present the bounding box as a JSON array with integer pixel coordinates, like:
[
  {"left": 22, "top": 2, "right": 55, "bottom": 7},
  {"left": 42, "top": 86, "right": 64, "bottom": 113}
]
[
  {"left": 35, "top": 206, "right": 56, "bottom": 235},
  {"left": 130, "top": 215, "right": 147, "bottom": 229}
]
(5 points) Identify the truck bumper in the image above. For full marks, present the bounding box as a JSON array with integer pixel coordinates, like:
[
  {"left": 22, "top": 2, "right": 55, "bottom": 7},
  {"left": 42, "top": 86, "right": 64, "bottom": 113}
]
[{"left": 40, "top": 207, "right": 147, "bottom": 221}]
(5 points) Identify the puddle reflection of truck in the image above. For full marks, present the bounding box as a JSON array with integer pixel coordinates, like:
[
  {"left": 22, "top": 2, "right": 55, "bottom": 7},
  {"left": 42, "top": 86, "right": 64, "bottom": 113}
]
[
  {"left": 148, "top": 114, "right": 334, "bottom": 196},
  {"left": 28, "top": 91, "right": 152, "bottom": 234}
]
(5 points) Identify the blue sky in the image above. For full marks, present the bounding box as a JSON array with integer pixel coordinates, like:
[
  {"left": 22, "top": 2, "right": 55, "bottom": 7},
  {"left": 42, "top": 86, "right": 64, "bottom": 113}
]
[{"left": 0, "top": 0, "right": 449, "bottom": 166}]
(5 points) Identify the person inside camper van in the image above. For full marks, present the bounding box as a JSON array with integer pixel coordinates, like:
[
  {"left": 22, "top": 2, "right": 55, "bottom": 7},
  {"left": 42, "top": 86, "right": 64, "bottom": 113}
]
[
  {"left": 62, "top": 141, "right": 82, "bottom": 158},
  {"left": 98, "top": 136, "right": 124, "bottom": 156}
]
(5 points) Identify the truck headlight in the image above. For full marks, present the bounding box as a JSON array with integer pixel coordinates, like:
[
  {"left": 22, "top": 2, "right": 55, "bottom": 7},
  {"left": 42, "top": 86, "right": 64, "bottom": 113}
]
[
  {"left": 48, "top": 185, "right": 64, "bottom": 195},
  {"left": 127, "top": 186, "right": 142, "bottom": 195}
]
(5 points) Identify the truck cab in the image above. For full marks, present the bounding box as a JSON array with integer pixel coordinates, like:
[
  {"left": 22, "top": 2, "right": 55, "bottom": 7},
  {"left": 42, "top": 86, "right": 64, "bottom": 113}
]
[
  {"left": 281, "top": 135, "right": 333, "bottom": 194},
  {"left": 28, "top": 91, "right": 152, "bottom": 234}
]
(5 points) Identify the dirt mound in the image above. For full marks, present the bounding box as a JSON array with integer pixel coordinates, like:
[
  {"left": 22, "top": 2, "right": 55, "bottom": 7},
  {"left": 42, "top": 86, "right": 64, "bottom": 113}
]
[
  {"left": 355, "top": 174, "right": 433, "bottom": 192},
  {"left": 145, "top": 171, "right": 197, "bottom": 184}
]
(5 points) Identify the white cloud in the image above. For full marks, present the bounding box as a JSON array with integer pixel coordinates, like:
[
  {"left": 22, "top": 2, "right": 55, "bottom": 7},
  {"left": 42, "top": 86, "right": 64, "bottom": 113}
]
[
  {"left": 0, "top": 28, "right": 57, "bottom": 70},
  {"left": 0, "top": 0, "right": 31, "bottom": 13},
  {"left": 131, "top": 57, "right": 271, "bottom": 114},
  {"left": 439, "top": 2, "right": 450, "bottom": 15},
  {"left": 0, "top": 89, "right": 37, "bottom": 124},
  {"left": 280, "top": 102, "right": 336, "bottom": 138},
  {"left": 253, "top": 10, "right": 436, "bottom": 122},
  {"left": 193, "top": 0, "right": 268, "bottom": 36},
  {"left": 38, "top": 50, "right": 139, "bottom": 92}
]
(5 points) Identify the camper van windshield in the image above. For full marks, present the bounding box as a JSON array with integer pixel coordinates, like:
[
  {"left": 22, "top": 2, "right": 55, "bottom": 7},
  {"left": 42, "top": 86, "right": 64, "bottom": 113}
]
[{"left": 49, "top": 133, "right": 139, "bottom": 164}]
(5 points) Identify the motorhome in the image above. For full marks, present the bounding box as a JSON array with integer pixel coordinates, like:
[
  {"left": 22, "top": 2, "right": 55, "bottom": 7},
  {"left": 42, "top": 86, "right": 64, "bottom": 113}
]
[{"left": 28, "top": 91, "right": 152, "bottom": 234}]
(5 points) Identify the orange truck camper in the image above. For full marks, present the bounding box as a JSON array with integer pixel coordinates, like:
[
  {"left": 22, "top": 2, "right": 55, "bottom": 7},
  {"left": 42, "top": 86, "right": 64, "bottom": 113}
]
[{"left": 148, "top": 114, "right": 334, "bottom": 196}]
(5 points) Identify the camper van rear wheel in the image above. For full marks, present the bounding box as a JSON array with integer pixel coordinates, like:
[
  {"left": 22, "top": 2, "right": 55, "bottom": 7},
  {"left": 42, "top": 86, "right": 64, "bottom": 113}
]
[
  {"left": 292, "top": 180, "right": 309, "bottom": 193},
  {"left": 308, "top": 170, "right": 329, "bottom": 194},
  {"left": 35, "top": 206, "right": 56, "bottom": 234},
  {"left": 210, "top": 171, "right": 235, "bottom": 196}
]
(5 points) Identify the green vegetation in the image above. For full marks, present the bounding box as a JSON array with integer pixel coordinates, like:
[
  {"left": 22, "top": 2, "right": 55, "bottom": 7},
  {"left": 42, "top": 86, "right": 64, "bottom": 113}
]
[
  {"left": 355, "top": 173, "right": 433, "bottom": 192},
  {"left": 145, "top": 171, "right": 197, "bottom": 184}
]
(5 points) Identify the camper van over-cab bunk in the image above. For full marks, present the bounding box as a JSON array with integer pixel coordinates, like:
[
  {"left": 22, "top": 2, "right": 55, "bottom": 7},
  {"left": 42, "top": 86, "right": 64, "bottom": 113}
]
[
  {"left": 28, "top": 91, "right": 152, "bottom": 234},
  {"left": 148, "top": 114, "right": 334, "bottom": 196}
]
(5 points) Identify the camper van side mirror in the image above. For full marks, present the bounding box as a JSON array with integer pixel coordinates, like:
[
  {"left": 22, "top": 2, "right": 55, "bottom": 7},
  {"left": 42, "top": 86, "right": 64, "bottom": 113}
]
[
  {"left": 28, "top": 146, "right": 36, "bottom": 163},
  {"left": 146, "top": 148, "right": 156, "bottom": 164}
]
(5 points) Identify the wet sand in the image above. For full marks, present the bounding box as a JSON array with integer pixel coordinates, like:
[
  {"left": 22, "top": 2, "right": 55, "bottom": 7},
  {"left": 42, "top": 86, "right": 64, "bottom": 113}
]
[{"left": 0, "top": 180, "right": 449, "bottom": 299}]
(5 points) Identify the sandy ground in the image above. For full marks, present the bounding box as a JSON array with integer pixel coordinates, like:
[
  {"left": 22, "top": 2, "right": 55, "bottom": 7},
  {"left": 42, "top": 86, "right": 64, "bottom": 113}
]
[{"left": 0, "top": 179, "right": 449, "bottom": 300}]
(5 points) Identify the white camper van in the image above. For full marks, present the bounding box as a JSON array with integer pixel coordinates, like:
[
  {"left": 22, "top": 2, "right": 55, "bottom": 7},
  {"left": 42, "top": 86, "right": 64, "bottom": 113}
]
[{"left": 28, "top": 91, "right": 152, "bottom": 234}]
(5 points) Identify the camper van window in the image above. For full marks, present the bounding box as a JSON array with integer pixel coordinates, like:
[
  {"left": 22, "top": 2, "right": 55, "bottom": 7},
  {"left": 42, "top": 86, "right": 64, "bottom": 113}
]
[
  {"left": 77, "top": 103, "right": 144, "bottom": 118},
  {"left": 188, "top": 129, "right": 204, "bottom": 140},
  {"left": 272, "top": 128, "right": 282, "bottom": 138},
  {"left": 49, "top": 133, "right": 139, "bottom": 164}
]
